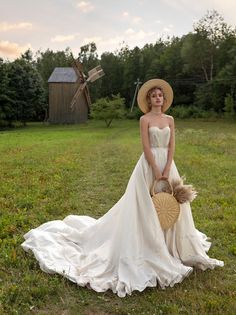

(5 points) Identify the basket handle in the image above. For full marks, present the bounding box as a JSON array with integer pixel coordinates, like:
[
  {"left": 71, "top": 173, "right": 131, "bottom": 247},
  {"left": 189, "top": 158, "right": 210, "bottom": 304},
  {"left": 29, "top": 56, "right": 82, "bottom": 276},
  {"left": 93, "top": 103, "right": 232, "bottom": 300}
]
[{"left": 151, "top": 178, "right": 173, "bottom": 196}]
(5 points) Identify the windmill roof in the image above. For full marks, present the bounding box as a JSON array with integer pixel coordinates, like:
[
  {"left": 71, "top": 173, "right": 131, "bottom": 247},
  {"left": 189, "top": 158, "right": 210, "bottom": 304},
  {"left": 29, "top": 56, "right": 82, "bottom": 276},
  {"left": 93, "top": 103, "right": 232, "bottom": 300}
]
[{"left": 48, "top": 67, "right": 78, "bottom": 83}]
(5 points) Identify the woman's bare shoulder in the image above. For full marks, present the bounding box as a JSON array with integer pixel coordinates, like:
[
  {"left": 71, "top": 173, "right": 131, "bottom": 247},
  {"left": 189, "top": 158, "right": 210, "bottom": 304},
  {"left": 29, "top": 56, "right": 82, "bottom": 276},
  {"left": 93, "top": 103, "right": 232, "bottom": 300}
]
[
  {"left": 164, "top": 113, "right": 174, "bottom": 119},
  {"left": 139, "top": 113, "right": 151, "bottom": 123},
  {"left": 164, "top": 114, "right": 174, "bottom": 123}
]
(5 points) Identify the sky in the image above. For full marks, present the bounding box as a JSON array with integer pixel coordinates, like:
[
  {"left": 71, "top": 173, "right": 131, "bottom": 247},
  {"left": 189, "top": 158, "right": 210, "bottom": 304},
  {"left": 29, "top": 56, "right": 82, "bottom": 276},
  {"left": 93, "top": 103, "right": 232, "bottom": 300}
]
[{"left": 0, "top": 0, "right": 236, "bottom": 61}]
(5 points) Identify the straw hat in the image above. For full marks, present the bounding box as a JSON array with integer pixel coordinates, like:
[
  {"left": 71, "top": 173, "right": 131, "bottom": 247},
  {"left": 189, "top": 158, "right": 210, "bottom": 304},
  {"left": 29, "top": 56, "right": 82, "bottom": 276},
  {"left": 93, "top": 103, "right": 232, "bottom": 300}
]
[
  {"left": 151, "top": 179, "right": 180, "bottom": 230},
  {"left": 137, "top": 79, "right": 174, "bottom": 113}
]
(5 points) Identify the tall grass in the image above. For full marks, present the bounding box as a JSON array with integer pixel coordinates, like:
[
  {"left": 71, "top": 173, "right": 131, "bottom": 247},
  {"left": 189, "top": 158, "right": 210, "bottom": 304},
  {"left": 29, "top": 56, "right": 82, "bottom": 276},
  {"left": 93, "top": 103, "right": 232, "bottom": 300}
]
[{"left": 0, "top": 119, "right": 235, "bottom": 315}]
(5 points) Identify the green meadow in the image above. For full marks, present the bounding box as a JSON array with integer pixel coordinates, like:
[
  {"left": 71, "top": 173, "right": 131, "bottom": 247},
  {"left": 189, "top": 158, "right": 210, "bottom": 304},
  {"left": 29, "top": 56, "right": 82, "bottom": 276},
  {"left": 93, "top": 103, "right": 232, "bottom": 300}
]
[{"left": 0, "top": 119, "right": 235, "bottom": 315}]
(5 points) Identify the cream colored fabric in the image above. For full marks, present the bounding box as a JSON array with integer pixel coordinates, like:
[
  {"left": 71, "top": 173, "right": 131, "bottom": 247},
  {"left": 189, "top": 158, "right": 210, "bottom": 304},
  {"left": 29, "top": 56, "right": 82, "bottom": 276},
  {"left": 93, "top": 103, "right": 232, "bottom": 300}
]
[{"left": 21, "top": 126, "right": 224, "bottom": 297}]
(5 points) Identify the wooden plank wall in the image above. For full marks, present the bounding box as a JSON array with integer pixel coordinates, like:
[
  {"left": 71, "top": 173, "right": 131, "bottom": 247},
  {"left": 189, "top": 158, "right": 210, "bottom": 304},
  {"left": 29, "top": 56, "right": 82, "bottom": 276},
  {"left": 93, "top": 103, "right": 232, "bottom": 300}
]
[{"left": 49, "top": 83, "right": 88, "bottom": 123}]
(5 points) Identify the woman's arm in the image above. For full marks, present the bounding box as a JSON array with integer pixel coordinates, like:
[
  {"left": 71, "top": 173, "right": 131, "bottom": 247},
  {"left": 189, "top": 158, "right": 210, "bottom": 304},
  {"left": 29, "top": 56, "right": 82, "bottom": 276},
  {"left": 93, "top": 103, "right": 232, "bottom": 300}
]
[
  {"left": 140, "top": 116, "right": 162, "bottom": 179},
  {"left": 162, "top": 116, "right": 175, "bottom": 178}
]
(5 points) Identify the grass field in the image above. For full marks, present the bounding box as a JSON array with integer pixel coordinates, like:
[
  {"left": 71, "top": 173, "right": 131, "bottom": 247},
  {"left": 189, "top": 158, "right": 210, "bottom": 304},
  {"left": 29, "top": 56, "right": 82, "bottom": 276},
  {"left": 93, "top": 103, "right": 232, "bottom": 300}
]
[{"left": 0, "top": 119, "right": 235, "bottom": 315}]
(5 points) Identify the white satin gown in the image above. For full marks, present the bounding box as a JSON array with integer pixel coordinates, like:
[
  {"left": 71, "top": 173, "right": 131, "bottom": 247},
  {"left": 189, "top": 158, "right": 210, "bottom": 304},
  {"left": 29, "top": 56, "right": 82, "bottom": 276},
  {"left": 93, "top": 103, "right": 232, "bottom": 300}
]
[{"left": 21, "top": 126, "right": 224, "bottom": 298}]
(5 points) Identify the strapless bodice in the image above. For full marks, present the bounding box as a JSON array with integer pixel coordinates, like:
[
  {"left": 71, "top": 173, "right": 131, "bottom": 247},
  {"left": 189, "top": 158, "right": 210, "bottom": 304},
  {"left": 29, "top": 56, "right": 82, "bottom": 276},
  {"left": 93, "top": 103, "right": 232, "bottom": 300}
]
[{"left": 149, "top": 126, "right": 170, "bottom": 148}]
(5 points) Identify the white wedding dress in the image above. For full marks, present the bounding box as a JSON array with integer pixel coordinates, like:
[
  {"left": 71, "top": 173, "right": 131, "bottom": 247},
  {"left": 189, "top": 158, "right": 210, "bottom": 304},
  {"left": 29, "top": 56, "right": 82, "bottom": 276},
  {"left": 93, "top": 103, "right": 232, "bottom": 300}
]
[{"left": 21, "top": 126, "right": 224, "bottom": 298}]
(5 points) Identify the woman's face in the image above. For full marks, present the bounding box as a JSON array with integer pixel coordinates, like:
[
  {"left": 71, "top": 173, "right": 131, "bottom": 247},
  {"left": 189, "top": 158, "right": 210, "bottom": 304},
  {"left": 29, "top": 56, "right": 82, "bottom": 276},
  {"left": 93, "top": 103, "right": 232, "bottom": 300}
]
[{"left": 149, "top": 88, "right": 164, "bottom": 109}]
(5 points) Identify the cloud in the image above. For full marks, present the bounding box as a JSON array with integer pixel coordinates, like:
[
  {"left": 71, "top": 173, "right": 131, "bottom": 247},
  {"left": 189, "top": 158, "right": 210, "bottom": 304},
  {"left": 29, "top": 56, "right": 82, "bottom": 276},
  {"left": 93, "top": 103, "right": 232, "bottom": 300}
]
[
  {"left": 77, "top": 1, "right": 94, "bottom": 13},
  {"left": 0, "top": 22, "right": 33, "bottom": 31},
  {"left": 161, "top": 0, "right": 188, "bottom": 11},
  {"left": 122, "top": 12, "right": 142, "bottom": 25},
  {"left": 162, "top": 24, "right": 174, "bottom": 33},
  {"left": 125, "top": 28, "right": 135, "bottom": 35},
  {"left": 161, "top": 0, "right": 236, "bottom": 25},
  {"left": 132, "top": 16, "right": 143, "bottom": 24},
  {"left": 90, "top": 29, "right": 155, "bottom": 50},
  {"left": 0, "top": 40, "right": 32, "bottom": 60},
  {"left": 128, "top": 30, "right": 155, "bottom": 41},
  {"left": 81, "top": 36, "right": 103, "bottom": 45},
  {"left": 163, "top": 27, "right": 171, "bottom": 33},
  {"left": 101, "top": 36, "right": 124, "bottom": 46},
  {"left": 85, "top": 29, "right": 157, "bottom": 56},
  {"left": 197, "top": 1, "right": 236, "bottom": 26},
  {"left": 51, "top": 33, "right": 79, "bottom": 42}
]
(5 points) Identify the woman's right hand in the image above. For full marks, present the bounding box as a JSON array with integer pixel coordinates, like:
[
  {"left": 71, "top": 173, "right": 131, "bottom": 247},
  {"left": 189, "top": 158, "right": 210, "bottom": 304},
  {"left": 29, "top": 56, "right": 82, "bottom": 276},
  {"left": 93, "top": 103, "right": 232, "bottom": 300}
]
[{"left": 154, "top": 168, "right": 163, "bottom": 181}]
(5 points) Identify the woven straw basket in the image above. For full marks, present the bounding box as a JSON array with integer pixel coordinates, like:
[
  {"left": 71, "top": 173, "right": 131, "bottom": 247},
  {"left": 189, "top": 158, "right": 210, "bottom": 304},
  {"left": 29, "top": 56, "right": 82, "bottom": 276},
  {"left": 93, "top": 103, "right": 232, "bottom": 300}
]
[{"left": 151, "top": 179, "right": 180, "bottom": 230}]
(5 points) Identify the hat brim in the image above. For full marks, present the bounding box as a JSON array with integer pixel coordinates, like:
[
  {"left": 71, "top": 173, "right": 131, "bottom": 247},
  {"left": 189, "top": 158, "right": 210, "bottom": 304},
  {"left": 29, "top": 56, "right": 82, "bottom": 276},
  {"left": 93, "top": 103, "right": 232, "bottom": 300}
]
[{"left": 137, "top": 79, "right": 173, "bottom": 113}]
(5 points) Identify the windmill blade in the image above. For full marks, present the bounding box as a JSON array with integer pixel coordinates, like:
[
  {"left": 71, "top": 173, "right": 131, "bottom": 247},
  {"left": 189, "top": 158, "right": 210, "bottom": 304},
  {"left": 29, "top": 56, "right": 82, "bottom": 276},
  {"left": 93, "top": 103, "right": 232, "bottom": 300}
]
[
  {"left": 75, "top": 59, "right": 84, "bottom": 72},
  {"left": 84, "top": 85, "right": 92, "bottom": 107},
  {"left": 72, "top": 65, "right": 86, "bottom": 84},
  {"left": 71, "top": 53, "right": 84, "bottom": 72},
  {"left": 88, "top": 65, "right": 102, "bottom": 77},
  {"left": 70, "top": 64, "right": 105, "bottom": 111},
  {"left": 70, "top": 56, "right": 88, "bottom": 111},
  {"left": 70, "top": 82, "right": 87, "bottom": 111},
  {"left": 72, "top": 64, "right": 82, "bottom": 80},
  {"left": 72, "top": 61, "right": 86, "bottom": 83},
  {"left": 89, "top": 70, "right": 105, "bottom": 82},
  {"left": 87, "top": 67, "right": 105, "bottom": 83}
]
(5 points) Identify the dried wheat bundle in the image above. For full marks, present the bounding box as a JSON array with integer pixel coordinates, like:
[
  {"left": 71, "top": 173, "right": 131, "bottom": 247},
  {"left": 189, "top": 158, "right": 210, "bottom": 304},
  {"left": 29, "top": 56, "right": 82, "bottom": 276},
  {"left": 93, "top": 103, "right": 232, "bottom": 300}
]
[{"left": 171, "top": 176, "right": 198, "bottom": 204}]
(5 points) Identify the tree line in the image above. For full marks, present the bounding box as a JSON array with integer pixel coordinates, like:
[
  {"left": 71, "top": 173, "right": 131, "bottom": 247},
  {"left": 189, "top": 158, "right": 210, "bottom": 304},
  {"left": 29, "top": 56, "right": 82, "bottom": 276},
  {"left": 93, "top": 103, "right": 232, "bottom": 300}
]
[{"left": 0, "top": 9, "right": 236, "bottom": 127}]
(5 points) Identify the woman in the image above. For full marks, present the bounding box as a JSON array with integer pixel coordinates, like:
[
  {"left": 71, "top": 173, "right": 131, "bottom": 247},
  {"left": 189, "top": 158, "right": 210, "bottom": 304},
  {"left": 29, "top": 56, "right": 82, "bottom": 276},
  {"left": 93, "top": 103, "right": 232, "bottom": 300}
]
[{"left": 21, "top": 79, "right": 224, "bottom": 298}]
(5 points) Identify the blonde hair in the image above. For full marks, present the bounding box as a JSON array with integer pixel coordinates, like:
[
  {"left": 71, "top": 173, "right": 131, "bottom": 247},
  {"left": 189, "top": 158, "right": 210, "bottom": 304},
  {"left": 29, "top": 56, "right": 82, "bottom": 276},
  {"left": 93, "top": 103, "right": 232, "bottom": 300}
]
[{"left": 146, "top": 86, "right": 165, "bottom": 112}]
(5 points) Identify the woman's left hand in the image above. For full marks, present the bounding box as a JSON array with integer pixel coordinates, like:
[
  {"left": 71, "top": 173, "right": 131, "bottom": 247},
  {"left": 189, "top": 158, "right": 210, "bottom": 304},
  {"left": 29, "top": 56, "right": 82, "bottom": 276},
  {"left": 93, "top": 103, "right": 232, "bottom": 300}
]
[{"left": 162, "top": 168, "right": 170, "bottom": 179}]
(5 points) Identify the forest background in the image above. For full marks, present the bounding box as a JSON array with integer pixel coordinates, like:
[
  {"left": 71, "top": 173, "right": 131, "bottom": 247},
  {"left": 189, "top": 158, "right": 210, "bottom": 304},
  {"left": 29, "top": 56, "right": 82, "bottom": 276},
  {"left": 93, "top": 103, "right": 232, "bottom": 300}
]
[{"left": 0, "top": 10, "right": 236, "bottom": 127}]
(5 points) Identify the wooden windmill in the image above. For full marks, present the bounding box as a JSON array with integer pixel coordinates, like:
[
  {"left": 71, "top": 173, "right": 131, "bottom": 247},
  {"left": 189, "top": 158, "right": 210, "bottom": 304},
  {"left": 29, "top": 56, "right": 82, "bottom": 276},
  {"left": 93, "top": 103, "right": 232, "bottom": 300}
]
[
  {"left": 47, "top": 57, "right": 104, "bottom": 124},
  {"left": 70, "top": 57, "right": 105, "bottom": 111}
]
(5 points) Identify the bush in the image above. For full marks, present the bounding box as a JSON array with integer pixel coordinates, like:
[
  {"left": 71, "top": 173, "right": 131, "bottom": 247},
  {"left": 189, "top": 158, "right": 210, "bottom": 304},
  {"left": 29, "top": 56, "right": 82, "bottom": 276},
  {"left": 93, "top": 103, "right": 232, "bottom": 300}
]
[
  {"left": 193, "top": 81, "right": 224, "bottom": 113},
  {"left": 90, "top": 94, "right": 126, "bottom": 127},
  {"left": 224, "top": 93, "right": 236, "bottom": 118},
  {"left": 168, "top": 104, "right": 219, "bottom": 119},
  {"left": 127, "top": 104, "right": 220, "bottom": 120},
  {"left": 126, "top": 106, "right": 143, "bottom": 120}
]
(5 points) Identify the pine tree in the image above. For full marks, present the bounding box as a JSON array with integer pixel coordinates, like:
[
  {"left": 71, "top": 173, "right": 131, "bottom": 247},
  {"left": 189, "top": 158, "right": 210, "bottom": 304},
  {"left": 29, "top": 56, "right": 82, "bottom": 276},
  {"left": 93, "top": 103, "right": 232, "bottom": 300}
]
[
  {"left": 0, "top": 59, "right": 15, "bottom": 127},
  {"left": 8, "top": 57, "right": 46, "bottom": 125}
]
